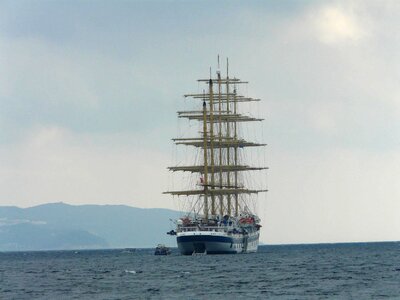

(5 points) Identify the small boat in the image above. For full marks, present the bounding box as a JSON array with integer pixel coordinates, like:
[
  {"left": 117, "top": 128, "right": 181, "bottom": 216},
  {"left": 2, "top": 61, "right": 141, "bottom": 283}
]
[
  {"left": 121, "top": 248, "right": 136, "bottom": 254},
  {"left": 154, "top": 244, "right": 171, "bottom": 255}
]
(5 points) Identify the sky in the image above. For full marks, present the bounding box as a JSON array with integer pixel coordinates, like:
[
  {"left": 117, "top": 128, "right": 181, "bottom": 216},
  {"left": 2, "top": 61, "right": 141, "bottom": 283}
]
[{"left": 1, "top": 0, "right": 399, "bottom": 244}]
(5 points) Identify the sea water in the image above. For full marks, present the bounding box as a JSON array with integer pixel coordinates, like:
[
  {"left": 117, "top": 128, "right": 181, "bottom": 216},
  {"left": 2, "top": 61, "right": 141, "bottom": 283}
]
[{"left": 1, "top": 242, "right": 399, "bottom": 299}]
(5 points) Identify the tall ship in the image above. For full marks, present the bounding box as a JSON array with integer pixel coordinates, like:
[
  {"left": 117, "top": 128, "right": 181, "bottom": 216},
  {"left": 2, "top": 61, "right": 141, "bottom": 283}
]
[{"left": 165, "top": 59, "right": 267, "bottom": 255}]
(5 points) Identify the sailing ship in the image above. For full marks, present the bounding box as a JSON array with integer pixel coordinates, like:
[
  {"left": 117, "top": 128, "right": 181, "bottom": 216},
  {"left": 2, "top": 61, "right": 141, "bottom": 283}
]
[{"left": 165, "top": 59, "right": 267, "bottom": 255}]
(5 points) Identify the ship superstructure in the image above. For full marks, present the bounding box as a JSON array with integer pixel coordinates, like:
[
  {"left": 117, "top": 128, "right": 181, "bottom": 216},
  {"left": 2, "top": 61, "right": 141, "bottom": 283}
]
[{"left": 165, "top": 59, "right": 267, "bottom": 255}]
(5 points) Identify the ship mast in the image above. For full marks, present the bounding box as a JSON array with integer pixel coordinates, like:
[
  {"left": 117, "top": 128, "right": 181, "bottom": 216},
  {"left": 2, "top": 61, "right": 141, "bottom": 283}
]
[
  {"left": 225, "top": 58, "right": 231, "bottom": 216},
  {"left": 234, "top": 87, "right": 238, "bottom": 217},
  {"left": 208, "top": 78, "right": 216, "bottom": 216},
  {"left": 202, "top": 97, "right": 209, "bottom": 220},
  {"left": 217, "top": 67, "right": 223, "bottom": 216}
]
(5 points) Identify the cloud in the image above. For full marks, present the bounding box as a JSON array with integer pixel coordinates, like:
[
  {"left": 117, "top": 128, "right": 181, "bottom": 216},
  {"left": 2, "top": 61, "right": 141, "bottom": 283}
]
[
  {"left": 312, "top": 5, "right": 367, "bottom": 45},
  {"left": 263, "top": 148, "right": 400, "bottom": 244},
  {"left": 1, "top": 0, "right": 400, "bottom": 244},
  {"left": 0, "top": 37, "right": 99, "bottom": 107},
  {"left": 0, "top": 34, "right": 180, "bottom": 141},
  {"left": 240, "top": 0, "right": 400, "bottom": 154},
  {"left": 278, "top": 2, "right": 370, "bottom": 48},
  {"left": 0, "top": 126, "right": 171, "bottom": 209}
]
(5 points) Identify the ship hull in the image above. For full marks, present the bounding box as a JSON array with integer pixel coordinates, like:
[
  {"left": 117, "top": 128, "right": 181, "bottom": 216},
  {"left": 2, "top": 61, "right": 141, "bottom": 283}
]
[{"left": 177, "top": 230, "right": 259, "bottom": 255}]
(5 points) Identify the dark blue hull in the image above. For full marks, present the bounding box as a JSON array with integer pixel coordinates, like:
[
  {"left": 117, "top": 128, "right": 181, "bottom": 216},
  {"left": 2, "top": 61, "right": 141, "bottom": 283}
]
[{"left": 177, "top": 231, "right": 259, "bottom": 255}]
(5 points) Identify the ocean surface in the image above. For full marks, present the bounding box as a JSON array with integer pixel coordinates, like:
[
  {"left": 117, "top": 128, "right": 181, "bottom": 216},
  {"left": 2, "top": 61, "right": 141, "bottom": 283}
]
[{"left": 1, "top": 242, "right": 400, "bottom": 299}]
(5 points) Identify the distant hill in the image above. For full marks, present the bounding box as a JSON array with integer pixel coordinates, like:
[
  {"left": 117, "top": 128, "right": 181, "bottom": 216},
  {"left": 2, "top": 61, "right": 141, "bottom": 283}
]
[{"left": 0, "top": 203, "right": 181, "bottom": 251}]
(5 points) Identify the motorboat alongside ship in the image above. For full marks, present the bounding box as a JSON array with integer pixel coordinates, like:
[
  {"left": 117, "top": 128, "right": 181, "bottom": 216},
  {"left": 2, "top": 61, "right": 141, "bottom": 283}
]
[{"left": 154, "top": 244, "right": 171, "bottom": 255}]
